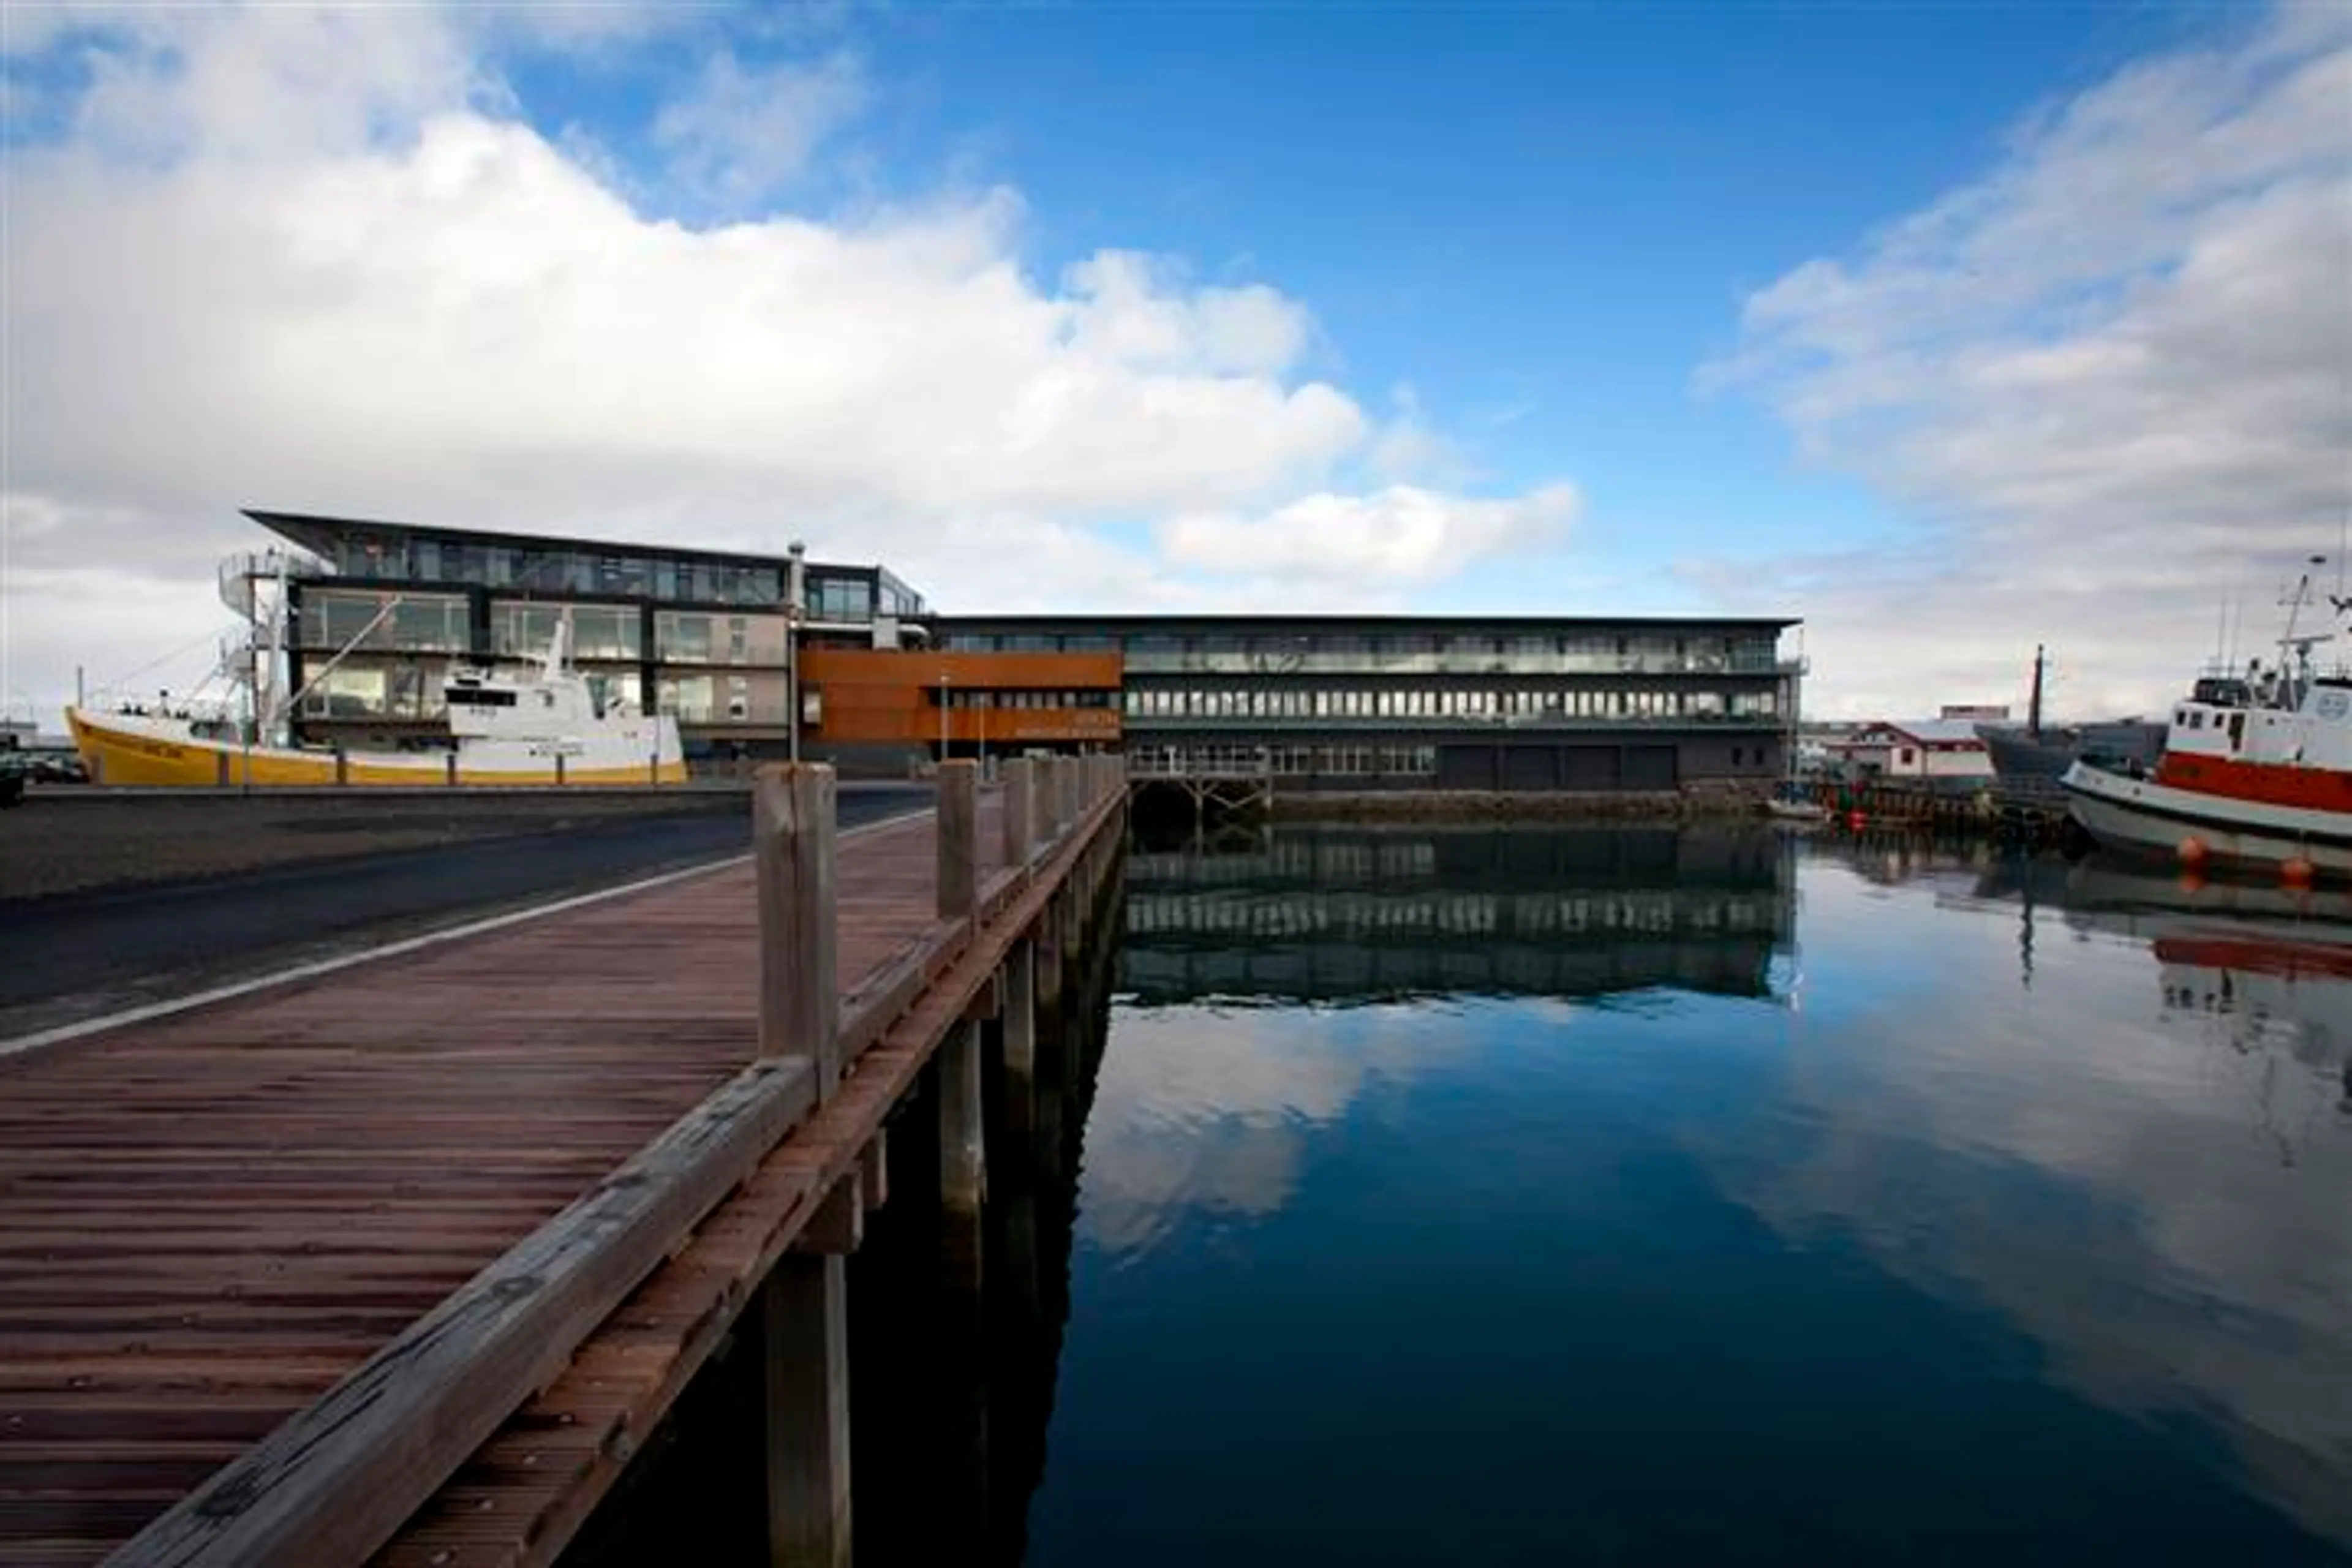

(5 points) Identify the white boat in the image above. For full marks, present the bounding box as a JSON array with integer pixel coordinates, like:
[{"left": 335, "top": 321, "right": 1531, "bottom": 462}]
[
  {"left": 68, "top": 611, "right": 685, "bottom": 788},
  {"left": 2064, "top": 562, "right": 2352, "bottom": 875}
]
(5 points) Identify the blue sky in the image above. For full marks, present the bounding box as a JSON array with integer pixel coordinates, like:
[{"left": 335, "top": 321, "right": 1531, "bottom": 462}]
[
  {"left": 539, "top": 2, "right": 2203, "bottom": 599},
  {"left": 2, "top": 2, "right": 2345, "bottom": 718}
]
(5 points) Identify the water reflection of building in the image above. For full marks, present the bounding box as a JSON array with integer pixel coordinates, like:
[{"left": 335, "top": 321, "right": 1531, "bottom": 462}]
[{"left": 1121, "top": 825, "right": 1796, "bottom": 1005}]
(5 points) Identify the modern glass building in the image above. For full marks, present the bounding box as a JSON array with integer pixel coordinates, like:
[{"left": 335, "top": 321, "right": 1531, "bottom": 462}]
[
  {"left": 236, "top": 511, "right": 1802, "bottom": 791},
  {"left": 248, "top": 510, "right": 924, "bottom": 748},
  {"left": 937, "top": 615, "right": 1801, "bottom": 793}
]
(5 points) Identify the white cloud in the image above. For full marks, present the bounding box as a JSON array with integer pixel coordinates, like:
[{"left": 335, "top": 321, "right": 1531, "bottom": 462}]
[
  {"left": 1159, "top": 483, "right": 1578, "bottom": 584},
  {"left": 650, "top": 48, "right": 866, "bottom": 206},
  {"left": 0, "top": 4, "right": 1569, "bottom": 718},
  {"left": 1705, "top": 7, "right": 2352, "bottom": 720}
]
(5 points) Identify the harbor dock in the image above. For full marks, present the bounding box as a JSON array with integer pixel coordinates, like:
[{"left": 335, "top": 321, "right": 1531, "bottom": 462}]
[{"left": 0, "top": 756, "right": 1126, "bottom": 1567}]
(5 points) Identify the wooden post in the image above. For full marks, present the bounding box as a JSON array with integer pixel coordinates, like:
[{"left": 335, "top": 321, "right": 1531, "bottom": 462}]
[
  {"left": 755, "top": 764, "right": 840, "bottom": 1095},
  {"left": 214, "top": 750, "right": 231, "bottom": 787},
  {"left": 939, "top": 1017, "right": 985, "bottom": 1285},
  {"left": 858, "top": 1131, "right": 889, "bottom": 1212},
  {"left": 1001, "top": 942, "right": 1036, "bottom": 1143},
  {"left": 334, "top": 748, "right": 348, "bottom": 786},
  {"left": 1035, "top": 898, "right": 1064, "bottom": 1012},
  {"left": 446, "top": 752, "right": 459, "bottom": 788},
  {"left": 1002, "top": 943, "right": 1036, "bottom": 1082},
  {"left": 766, "top": 1258, "right": 851, "bottom": 1568},
  {"left": 1001, "top": 756, "right": 1034, "bottom": 873},
  {"left": 554, "top": 752, "right": 567, "bottom": 788},
  {"left": 938, "top": 758, "right": 977, "bottom": 920}
]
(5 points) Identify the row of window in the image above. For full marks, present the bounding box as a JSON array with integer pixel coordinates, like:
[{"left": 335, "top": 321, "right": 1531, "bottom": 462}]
[
  {"left": 1135, "top": 744, "right": 1439, "bottom": 775},
  {"left": 328, "top": 532, "right": 786, "bottom": 606},
  {"left": 937, "top": 690, "right": 1118, "bottom": 710},
  {"left": 492, "top": 603, "right": 641, "bottom": 662},
  {"left": 319, "top": 530, "right": 936, "bottom": 617},
  {"left": 1123, "top": 686, "right": 1778, "bottom": 720},
  {"left": 943, "top": 630, "right": 1787, "bottom": 675}
]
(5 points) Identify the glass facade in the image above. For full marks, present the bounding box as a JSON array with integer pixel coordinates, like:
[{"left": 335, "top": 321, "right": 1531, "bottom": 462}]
[
  {"left": 655, "top": 611, "right": 790, "bottom": 665},
  {"left": 299, "top": 590, "right": 469, "bottom": 654},
  {"left": 656, "top": 671, "right": 790, "bottom": 724},
  {"left": 943, "top": 627, "right": 1790, "bottom": 676},
  {"left": 808, "top": 574, "right": 874, "bottom": 624},
  {"left": 491, "top": 602, "right": 641, "bottom": 662},
  {"left": 320, "top": 526, "right": 781, "bottom": 606}
]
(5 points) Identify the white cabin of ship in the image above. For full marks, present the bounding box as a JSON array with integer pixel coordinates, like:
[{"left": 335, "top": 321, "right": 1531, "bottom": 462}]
[{"left": 2163, "top": 677, "right": 2352, "bottom": 771}]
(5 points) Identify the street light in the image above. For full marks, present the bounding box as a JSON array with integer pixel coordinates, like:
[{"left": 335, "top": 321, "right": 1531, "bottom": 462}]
[{"left": 786, "top": 541, "right": 805, "bottom": 768}]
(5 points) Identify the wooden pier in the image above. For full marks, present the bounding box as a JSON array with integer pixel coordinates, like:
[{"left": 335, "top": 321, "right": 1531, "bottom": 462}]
[{"left": 0, "top": 755, "right": 1129, "bottom": 1567}]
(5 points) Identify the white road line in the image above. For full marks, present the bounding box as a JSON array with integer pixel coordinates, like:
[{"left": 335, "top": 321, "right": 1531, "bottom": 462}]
[{"left": 0, "top": 807, "right": 925, "bottom": 1062}]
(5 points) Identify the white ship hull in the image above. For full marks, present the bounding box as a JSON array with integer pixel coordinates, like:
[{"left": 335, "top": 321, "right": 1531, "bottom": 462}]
[{"left": 2062, "top": 763, "right": 2352, "bottom": 875}]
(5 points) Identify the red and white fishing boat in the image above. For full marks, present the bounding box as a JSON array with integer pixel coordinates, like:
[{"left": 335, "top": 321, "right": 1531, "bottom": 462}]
[{"left": 2065, "top": 563, "right": 2352, "bottom": 876}]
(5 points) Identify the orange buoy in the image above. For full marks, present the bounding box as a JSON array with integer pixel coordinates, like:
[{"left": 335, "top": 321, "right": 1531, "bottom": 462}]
[
  {"left": 2177, "top": 871, "right": 2207, "bottom": 895},
  {"left": 2282, "top": 856, "right": 2316, "bottom": 886},
  {"left": 2177, "top": 836, "right": 2209, "bottom": 868}
]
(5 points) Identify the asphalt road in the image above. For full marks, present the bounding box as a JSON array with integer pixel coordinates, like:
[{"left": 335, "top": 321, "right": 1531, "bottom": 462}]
[{"left": 0, "top": 783, "right": 932, "bottom": 1042}]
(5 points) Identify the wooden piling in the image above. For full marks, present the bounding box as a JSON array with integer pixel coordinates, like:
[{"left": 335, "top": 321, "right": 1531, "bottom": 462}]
[
  {"left": 940, "top": 1018, "right": 985, "bottom": 1215},
  {"left": 1002, "top": 942, "right": 1036, "bottom": 1082},
  {"left": 1002, "top": 756, "right": 1035, "bottom": 870},
  {"left": 939, "top": 1017, "right": 986, "bottom": 1286},
  {"left": 939, "top": 758, "right": 978, "bottom": 921},
  {"left": 765, "top": 1258, "right": 851, "bottom": 1568},
  {"left": 756, "top": 764, "right": 840, "bottom": 1096}
]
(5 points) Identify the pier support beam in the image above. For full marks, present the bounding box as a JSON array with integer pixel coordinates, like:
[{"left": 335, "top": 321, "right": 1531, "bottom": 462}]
[
  {"left": 764, "top": 1258, "right": 851, "bottom": 1568},
  {"left": 1000, "top": 943, "right": 1036, "bottom": 1141},
  {"left": 939, "top": 1017, "right": 986, "bottom": 1287}
]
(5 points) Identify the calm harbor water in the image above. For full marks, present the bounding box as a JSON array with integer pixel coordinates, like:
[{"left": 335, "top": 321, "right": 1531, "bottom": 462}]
[
  {"left": 570, "top": 822, "right": 2351, "bottom": 1566},
  {"left": 1030, "top": 824, "right": 2351, "bottom": 1566}
]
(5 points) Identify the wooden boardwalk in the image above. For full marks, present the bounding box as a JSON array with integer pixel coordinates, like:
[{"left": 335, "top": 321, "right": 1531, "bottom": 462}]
[{"left": 0, "top": 759, "right": 1126, "bottom": 1567}]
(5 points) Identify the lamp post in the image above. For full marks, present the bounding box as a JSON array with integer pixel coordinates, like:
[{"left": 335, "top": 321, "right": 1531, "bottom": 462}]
[
  {"left": 939, "top": 671, "right": 951, "bottom": 762},
  {"left": 786, "top": 541, "right": 805, "bottom": 767}
]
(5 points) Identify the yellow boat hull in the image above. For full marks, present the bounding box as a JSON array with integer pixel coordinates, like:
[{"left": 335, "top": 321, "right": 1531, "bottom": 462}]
[{"left": 66, "top": 710, "right": 690, "bottom": 788}]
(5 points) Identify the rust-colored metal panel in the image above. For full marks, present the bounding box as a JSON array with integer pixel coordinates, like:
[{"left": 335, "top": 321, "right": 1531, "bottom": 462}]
[{"left": 799, "top": 648, "right": 1123, "bottom": 747}]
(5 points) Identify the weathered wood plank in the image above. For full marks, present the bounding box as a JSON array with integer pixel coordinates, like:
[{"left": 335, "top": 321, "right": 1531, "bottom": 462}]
[{"left": 103, "top": 1056, "right": 816, "bottom": 1568}]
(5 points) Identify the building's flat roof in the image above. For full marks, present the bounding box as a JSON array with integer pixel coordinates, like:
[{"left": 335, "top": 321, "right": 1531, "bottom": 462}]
[{"left": 938, "top": 612, "right": 1800, "bottom": 632}]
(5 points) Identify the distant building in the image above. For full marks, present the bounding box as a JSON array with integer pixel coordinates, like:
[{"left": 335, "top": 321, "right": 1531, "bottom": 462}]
[{"left": 1831, "top": 718, "right": 1993, "bottom": 780}]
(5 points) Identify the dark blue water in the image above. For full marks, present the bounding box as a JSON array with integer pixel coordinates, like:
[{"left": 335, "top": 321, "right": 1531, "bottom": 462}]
[{"left": 1026, "top": 826, "right": 2352, "bottom": 1566}]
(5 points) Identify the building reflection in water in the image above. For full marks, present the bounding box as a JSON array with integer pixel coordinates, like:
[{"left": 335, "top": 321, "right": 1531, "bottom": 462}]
[{"left": 1122, "top": 822, "right": 1795, "bottom": 1007}]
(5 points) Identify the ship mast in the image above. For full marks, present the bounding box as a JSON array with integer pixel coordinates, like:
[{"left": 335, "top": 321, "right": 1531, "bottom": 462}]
[{"left": 2027, "top": 644, "right": 2045, "bottom": 741}]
